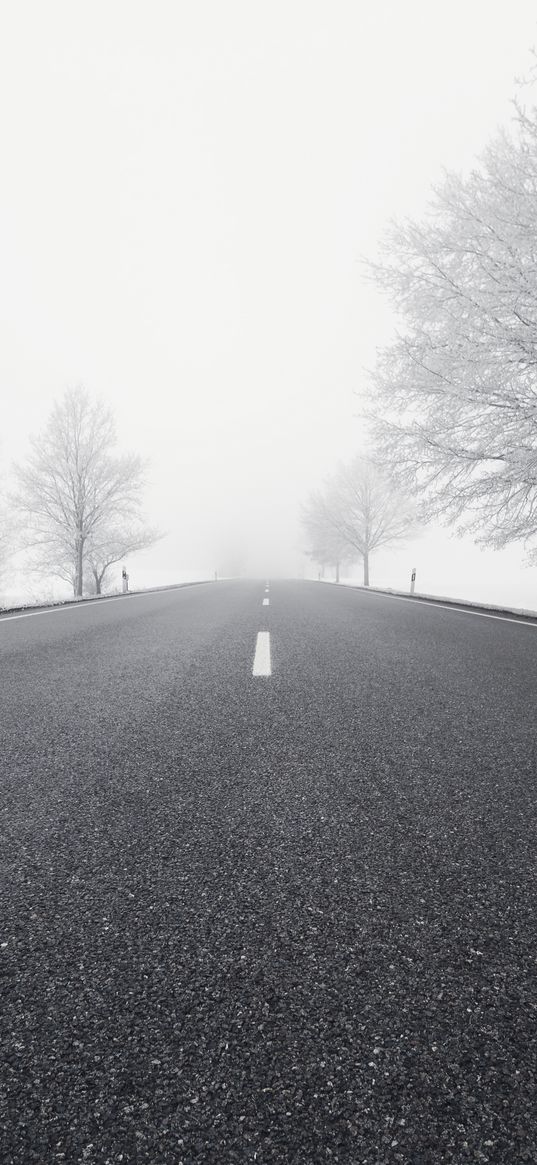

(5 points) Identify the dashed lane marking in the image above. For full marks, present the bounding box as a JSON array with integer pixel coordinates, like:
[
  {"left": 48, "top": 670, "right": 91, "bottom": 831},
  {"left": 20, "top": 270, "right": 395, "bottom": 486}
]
[
  {"left": 252, "top": 631, "right": 271, "bottom": 676},
  {"left": 263, "top": 598, "right": 269, "bottom": 606}
]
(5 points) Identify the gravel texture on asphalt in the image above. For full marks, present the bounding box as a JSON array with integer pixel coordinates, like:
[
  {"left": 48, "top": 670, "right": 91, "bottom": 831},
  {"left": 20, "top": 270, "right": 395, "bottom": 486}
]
[{"left": 1, "top": 580, "right": 537, "bottom": 1164}]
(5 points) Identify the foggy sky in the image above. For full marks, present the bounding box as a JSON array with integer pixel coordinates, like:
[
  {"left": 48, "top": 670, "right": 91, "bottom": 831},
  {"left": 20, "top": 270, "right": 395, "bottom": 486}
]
[{"left": 2, "top": 1, "right": 537, "bottom": 599}]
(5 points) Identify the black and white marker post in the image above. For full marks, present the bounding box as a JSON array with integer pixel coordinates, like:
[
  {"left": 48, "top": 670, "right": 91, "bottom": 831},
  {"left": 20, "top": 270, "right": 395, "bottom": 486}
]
[{"left": 410, "top": 567, "right": 416, "bottom": 595}]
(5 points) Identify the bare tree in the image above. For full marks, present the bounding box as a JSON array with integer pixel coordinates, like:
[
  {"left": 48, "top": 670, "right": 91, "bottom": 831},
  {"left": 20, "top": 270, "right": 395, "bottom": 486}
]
[
  {"left": 84, "top": 522, "right": 161, "bottom": 595},
  {"left": 27, "top": 522, "right": 160, "bottom": 597},
  {"left": 13, "top": 388, "right": 149, "bottom": 596},
  {"left": 301, "top": 492, "right": 350, "bottom": 582},
  {"left": 365, "top": 93, "right": 537, "bottom": 558},
  {"left": 303, "top": 457, "right": 415, "bottom": 586}
]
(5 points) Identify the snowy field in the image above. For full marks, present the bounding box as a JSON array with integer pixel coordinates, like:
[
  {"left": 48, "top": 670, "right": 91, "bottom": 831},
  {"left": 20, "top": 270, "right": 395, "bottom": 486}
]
[{"left": 304, "top": 530, "right": 537, "bottom": 613}]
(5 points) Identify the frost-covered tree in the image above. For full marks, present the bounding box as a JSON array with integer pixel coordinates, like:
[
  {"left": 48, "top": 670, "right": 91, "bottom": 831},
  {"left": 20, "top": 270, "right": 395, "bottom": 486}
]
[
  {"left": 27, "top": 521, "right": 159, "bottom": 597},
  {"left": 84, "top": 521, "right": 160, "bottom": 595},
  {"left": 301, "top": 493, "right": 349, "bottom": 581},
  {"left": 302, "top": 457, "right": 415, "bottom": 585},
  {"left": 366, "top": 94, "right": 537, "bottom": 558},
  {"left": 14, "top": 388, "right": 149, "bottom": 596}
]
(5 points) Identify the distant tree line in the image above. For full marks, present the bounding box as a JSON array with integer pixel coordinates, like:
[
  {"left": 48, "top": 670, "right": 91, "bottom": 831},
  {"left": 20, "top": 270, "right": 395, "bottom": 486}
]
[
  {"left": 301, "top": 455, "right": 415, "bottom": 585},
  {"left": 3, "top": 387, "right": 159, "bottom": 598}
]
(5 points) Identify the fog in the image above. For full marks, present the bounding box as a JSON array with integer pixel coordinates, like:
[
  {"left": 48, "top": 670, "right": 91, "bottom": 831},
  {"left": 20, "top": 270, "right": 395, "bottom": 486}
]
[{"left": 2, "top": 1, "right": 537, "bottom": 605}]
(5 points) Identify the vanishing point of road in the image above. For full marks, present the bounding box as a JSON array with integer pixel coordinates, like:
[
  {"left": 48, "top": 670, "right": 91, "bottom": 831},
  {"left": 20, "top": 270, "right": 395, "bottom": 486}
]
[{"left": 1, "top": 580, "right": 537, "bottom": 1164}]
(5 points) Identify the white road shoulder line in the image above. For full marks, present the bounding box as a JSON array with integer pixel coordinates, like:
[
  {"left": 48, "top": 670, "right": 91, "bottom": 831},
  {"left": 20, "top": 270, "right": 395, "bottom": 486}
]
[
  {"left": 0, "top": 595, "right": 141, "bottom": 623},
  {"left": 253, "top": 631, "right": 271, "bottom": 676},
  {"left": 262, "top": 597, "right": 269, "bottom": 606},
  {"left": 0, "top": 586, "right": 200, "bottom": 624},
  {"left": 361, "top": 588, "right": 537, "bottom": 627}
]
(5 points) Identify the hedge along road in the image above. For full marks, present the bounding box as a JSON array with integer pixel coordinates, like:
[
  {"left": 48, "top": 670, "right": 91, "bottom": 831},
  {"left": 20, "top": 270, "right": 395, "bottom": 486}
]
[{"left": 1, "top": 579, "right": 537, "bottom": 1164}]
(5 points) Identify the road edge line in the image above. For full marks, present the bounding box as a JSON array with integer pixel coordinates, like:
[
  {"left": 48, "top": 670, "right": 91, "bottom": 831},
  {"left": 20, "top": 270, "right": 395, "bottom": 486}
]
[
  {"left": 0, "top": 580, "right": 214, "bottom": 622},
  {"left": 314, "top": 580, "right": 537, "bottom": 626}
]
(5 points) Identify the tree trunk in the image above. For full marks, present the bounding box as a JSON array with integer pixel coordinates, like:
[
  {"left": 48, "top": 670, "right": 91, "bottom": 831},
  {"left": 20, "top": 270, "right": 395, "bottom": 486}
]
[
  {"left": 363, "top": 550, "right": 369, "bottom": 587},
  {"left": 335, "top": 560, "right": 340, "bottom": 583},
  {"left": 94, "top": 569, "right": 102, "bottom": 596},
  {"left": 75, "top": 532, "right": 84, "bottom": 597}
]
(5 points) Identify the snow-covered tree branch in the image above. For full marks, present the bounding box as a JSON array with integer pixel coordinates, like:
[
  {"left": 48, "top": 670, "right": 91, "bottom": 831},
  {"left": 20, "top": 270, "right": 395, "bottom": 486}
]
[{"left": 366, "top": 95, "right": 537, "bottom": 559}]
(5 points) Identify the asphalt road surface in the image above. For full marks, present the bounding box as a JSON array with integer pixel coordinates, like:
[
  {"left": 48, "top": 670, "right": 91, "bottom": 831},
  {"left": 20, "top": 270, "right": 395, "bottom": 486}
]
[{"left": 2, "top": 580, "right": 537, "bottom": 1165}]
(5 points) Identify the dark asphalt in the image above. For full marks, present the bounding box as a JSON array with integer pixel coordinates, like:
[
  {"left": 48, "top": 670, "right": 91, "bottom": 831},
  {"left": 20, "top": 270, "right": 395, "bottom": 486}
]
[{"left": 1, "top": 580, "right": 537, "bottom": 1164}]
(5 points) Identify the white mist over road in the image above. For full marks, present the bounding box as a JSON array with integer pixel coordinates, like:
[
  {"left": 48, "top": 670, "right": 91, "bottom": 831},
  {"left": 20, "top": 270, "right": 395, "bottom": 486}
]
[{"left": 1, "top": 2, "right": 537, "bottom": 605}]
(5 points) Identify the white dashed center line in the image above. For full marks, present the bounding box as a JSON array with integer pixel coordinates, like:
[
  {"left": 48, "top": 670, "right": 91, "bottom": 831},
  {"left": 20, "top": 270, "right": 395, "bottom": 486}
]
[
  {"left": 263, "top": 597, "right": 269, "bottom": 606},
  {"left": 252, "top": 631, "right": 271, "bottom": 676}
]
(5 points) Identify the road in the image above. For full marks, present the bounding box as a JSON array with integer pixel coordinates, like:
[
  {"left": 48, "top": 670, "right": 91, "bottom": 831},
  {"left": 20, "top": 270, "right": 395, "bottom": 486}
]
[{"left": 1, "top": 579, "right": 537, "bottom": 1164}]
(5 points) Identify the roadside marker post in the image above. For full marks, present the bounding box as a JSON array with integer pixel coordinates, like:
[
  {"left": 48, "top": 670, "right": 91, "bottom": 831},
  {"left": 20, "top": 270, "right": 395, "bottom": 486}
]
[{"left": 410, "top": 567, "right": 416, "bottom": 595}]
